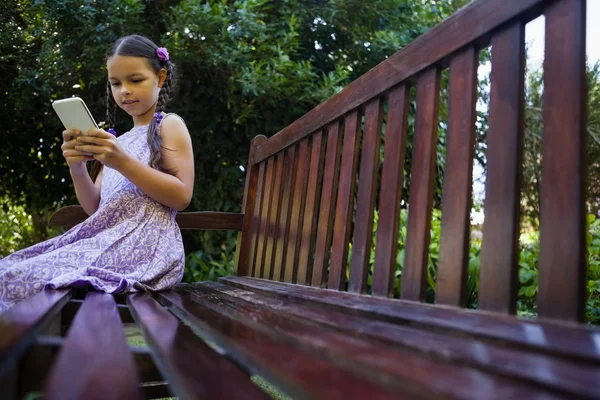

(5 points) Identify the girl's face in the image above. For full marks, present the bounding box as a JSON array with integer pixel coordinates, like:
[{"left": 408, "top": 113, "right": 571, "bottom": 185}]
[{"left": 107, "top": 55, "right": 167, "bottom": 126}]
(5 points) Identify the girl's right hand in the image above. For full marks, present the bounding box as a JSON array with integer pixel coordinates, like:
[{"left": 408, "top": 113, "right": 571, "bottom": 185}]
[{"left": 61, "top": 129, "right": 93, "bottom": 172}]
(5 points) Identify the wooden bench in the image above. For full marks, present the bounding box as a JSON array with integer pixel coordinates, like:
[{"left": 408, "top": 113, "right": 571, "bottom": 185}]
[{"left": 2, "top": 0, "right": 599, "bottom": 398}]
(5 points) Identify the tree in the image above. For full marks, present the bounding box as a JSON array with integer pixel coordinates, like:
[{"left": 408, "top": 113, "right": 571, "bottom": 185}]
[
  {"left": 1, "top": 0, "right": 467, "bottom": 256},
  {"left": 521, "top": 61, "right": 600, "bottom": 227}
]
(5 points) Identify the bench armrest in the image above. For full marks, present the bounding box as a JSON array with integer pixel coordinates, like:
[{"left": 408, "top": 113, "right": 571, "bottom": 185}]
[{"left": 49, "top": 206, "right": 244, "bottom": 230}]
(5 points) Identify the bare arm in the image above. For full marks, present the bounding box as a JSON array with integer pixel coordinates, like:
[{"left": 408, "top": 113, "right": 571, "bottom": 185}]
[
  {"left": 75, "top": 117, "right": 194, "bottom": 211},
  {"left": 61, "top": 129, "right": 102, "bottom": 215},
  {"left": 70, "top": 166, "right": 102, "bottom": 215}
]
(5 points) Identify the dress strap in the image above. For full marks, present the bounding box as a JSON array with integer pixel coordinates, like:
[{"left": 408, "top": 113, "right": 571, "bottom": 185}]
[{"left": 155, "top": 112, "right": 185, "bottom": 136}]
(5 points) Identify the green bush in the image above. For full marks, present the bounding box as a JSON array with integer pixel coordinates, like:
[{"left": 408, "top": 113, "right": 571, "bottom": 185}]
[
  {"left": 198, "top": 208, "right": 600, "bottom": 325},
  {"left": 183, "top": 249, "right": 235, "bottom": 283},
  {"left": 0, "top": 195, "right": 37, "bottom": 257}
]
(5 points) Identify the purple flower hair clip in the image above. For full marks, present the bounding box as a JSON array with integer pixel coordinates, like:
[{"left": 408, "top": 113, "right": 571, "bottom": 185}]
[
  {"left": 108, "top": 128, "right": 117, "bottom": 136},
  {"left": 156, "top": 47, "right": 169, "bottom": 62},
  {"left": 154, "top": 112, "right": 164, "bottom": 124}
]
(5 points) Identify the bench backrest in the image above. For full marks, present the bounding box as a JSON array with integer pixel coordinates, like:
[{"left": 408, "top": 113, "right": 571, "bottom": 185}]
[{"left": 235, "top": 0, "right": 588, "bottom": 323}]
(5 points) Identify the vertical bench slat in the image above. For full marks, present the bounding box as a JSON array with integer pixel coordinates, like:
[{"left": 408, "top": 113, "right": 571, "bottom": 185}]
[
  {"left": 45, "top": 293, "right": 140, "bottom": 399},
  {"left": 273, "top": 146, "right": 297, "bottom": 282},
  {"left": 329, "top": 110, "right": 362, "bottom": 290},
  {"left": 263, "top": 153, "right": 285, "bottom": 280},
  {"left": 236, "top": 135, "right": 267, "bottom": 276},
  {"left": 373, "top": 86, "right": 410, "bottom": 297},
  {"left": 128, "top": 294, "right": 270, "bottom": 400},
  {"left": 249, "top": 162, "right": 267, "bottom": 277},
  {"left": 538, "top": 0, "right": 587, "bottom": 322},
  {"left": 436, "top": 47, "right": 479, "bottom": 307},
  {"left": 284, "top": 139, "right": 310, "bottom": 283},
  {"left": 255, "top": 157, "right": 276, "bottom": 278},
  {"left": 349, "top": 97, "right": 384, "bottom": 293},
  {"left": 401, "top": 68, "right": 441, "bottom": 301},
  {"left": 312, "top": 121, "right": 343, "bottom": 287},
  {"left": 297, "top": 131, "right": 326, "bottom": 285},
  {"left": 478, "top": 23, "right": 525, "bottom": 314}
]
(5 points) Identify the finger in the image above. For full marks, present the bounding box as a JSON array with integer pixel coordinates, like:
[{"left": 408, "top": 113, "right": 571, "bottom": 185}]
[
  {"left": 75, "top": 136, "right": 111, "bottom": 146},
  {"left": 62, "top": 129, "right": 81, "bottom": 142},
  {"left": 62, "top": 139, "right": 81, "bottom": 150},
  {"left": 85, "top": 128, "right": 113, "bottom": 139},
  {"left": 64, "top": 149, "right": 95, "bottom": 157},
  {"left": 69, "top": 155, "right": 94, "bottom": 163},
  {"left": 74, "top": 144, "right": 103, "bottom": 154}
]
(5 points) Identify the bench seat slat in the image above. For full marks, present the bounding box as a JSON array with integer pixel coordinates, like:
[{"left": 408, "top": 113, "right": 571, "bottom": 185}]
[
  {"left": 45, "top": 292, "right": 140, "bottom": 399},
  {"left": 177, "top": 283, "right": 571, "bottom": 400},
  {"left": 154, "top": 289, "right": 404, "bottom": 400},
  {"left": 222, "top": 276, "right": 600, "bottom": 364},
  {"left": 128, "top": 293, "right": 270, "bottom": 400},
  {"left": 0, "top": 289, "right": 70, "bottom": 378},
  {"left": 196, "top": 281, "right": 600, "bottom": 398}
]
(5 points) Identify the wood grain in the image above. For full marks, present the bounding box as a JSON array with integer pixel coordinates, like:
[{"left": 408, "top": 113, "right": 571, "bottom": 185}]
[
  {"left": 249, "top": 162, "right": 267, "bottom": 277},
  {"left": 329, "top": 110, "right": 362, "bottom": 291},
  {"left": 478, "top": 23, "right": 525, "bottom": 314},
  {"left": 128, "top": 293, "right": 270, "bottom": 400},
  {"left": 372, "top": 86, "right": 410, "bottom": 297},
  {"left": 401, "top": 68, "right": 441, "bottom": 302},
  {"left": 202, "top": 281, "right": 599, "bottom": 399},
  {"left": 312, "top": 121, "right": 343, "bottom": 287},
  {"left": 223, "top": 276, "right": 600, "bottom": 364},
  {"left": 297, "top": 131, "right": 326, "bottom": 285},
  {"left": 349, "top": 98, "right": 384, "bottom": 293},
  {"left": 263, "top": 153, "right": 285, "bottom": 280},
  {"left": 538, "top": 0, "right": 587, "bottom": 322},
  {"left": 0, "top": 290, "right": 70, "bottom": 379},
  {"left": 284, "top": 139, "right": 310, "bottom": 283},
  {"left": 272, "top": 146, "right": 298, "bottom": 282},
  {"left": 236, "top": 135, "right": 267, "bottom": 276},
  {"left": 254, "top": 157, "right": 276, "bottom": 278},
  {"left": 435, "top": 47, "right": 479, "bottom": 307},
  {"left": 45, "top": 292, "right": 140, "bottom": 400}
]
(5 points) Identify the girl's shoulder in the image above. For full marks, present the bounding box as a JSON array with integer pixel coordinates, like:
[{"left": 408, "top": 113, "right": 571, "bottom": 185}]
[
  {"left": 157, "top": 112, "right": 190, "bottom": 139},
  {"left": 160, "top": 112, "right": 185, "bottom": 124}
]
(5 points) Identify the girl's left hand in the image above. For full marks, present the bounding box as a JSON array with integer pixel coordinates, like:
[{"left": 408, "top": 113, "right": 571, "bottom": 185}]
[{"left": 75, "top": 129, "right": 129, "bottom": 170}]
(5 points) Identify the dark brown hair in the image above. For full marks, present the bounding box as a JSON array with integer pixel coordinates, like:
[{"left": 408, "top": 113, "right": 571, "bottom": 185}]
[{"left": 91, "top": 34, "right": 176, "bottom": 180}]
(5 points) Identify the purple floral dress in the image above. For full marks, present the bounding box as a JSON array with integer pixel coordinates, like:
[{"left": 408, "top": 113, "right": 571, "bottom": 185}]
[{"left": 0, "top": 117, "right": 185, "bottom": 312}]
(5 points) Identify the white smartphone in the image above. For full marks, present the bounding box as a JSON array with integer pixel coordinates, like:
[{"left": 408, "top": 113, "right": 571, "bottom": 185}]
[{"left": 52, "top": 97, "right": 98, "bottom": 135}]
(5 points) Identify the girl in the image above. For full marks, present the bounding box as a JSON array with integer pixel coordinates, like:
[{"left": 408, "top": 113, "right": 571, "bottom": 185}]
[{"left": 0, "top": 35, "right": 194, "bottom": 312}]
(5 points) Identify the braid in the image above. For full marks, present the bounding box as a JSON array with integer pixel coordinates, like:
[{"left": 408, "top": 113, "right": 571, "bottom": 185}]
[
  {"left": 107, "top": 81, "right": 118, "bottom": 130},
  {"left": 147, "top": 60, "right": 176, "bottom": 172}
]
